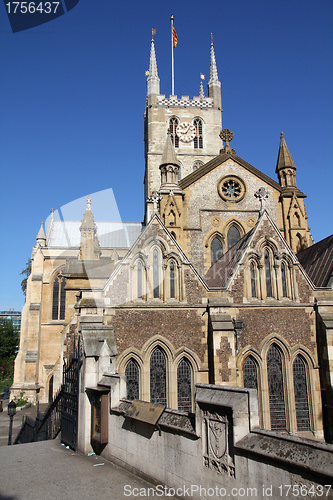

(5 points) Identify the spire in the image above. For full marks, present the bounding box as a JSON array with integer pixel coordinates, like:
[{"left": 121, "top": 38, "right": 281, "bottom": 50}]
[
  {"left": 159, "top": 133, "right": 182, "bottom": 189},
  {"left": 208, "top": 35, "right": 221, "bottom": 109},
  {"left": 160, "top": 133, "right": 180, "bottom": 169},
  {"left": 208, "top": 35, "right": 219, "bottom": 83},
  {"left": 276, "top": 132, "right": 297, "bottom": 187},
  {"left": 80, "top": 195, "right": 101, "bottom": 260},
  {"left": 146, "top": 36, "right": 160, "bottom": 102},
  {"left": 36, "top": 220, "right": 46, "bottom": 247}
]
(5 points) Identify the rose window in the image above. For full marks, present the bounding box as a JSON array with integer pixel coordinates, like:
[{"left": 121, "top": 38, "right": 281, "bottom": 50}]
[{"left": 218, "top": 176, "right": 246, "bottom": 202}]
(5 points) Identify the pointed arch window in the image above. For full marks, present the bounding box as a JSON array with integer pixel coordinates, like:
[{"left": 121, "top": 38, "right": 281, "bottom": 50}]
[
  {"left": 293, "top": 356, "right": 310, "bottom": 430},
  {"left": 243, "top": 356, "right": 258, "bottom": 390},
  {"left": 211, "top": 237, "right": 223, "bottom": 265},
  {"left": 193, "top": 118, "right": 203, "bottom": 149},
  {"left": 125, "top": 359, "right": 140, "bottom": 401},
  {"left": 52, "top": 272, "right": 66, "bottom": 320},
  {"left": 227, "top": 225, "right": 241, "bottom": 250},
  {"left": 250, "top": 262, "right": 257, "bottom": 298},
  {"left": 267, "top": 345, "right": 286, "bottom": 430},
  {"left": 150, "top": 347, "right": 167, "bottom": 405},
  {"left": 281, "top": 262, "right": 288, "bottom": 297},
  {"left": 170, "top": 261, "right": 175, "bottom": 299},
  {"left": 153, "top": 250, "right": 159, "bottom": 299},
  {"left": 192, "top": 160, "right": 204, "bottom": 171},
  {"left": 264, "top": 250, "right": 273, "bottom": 298},
  {"left": 168, "top": 117, "right": 179, "bottom": 148},
  {"left": 177, "top": 358, "right": 192, "bottom": 412},
  {"left": 137, "top": 261, "right": 143, "bottom": 298}
]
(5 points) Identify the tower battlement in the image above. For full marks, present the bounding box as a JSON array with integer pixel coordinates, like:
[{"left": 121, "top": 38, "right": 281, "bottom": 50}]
[{"left": 156, "top": 95, "right": 214, "bottom": 109}]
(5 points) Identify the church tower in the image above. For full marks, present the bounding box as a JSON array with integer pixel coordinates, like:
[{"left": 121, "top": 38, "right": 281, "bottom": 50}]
[{"left": 144, "top": 35, "right": 223, "bottom": 223}]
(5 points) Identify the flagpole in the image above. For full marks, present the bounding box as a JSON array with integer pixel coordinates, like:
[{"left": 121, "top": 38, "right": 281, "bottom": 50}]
[{"left": 171, "top": 15, "right": 174, "bottom": 95}]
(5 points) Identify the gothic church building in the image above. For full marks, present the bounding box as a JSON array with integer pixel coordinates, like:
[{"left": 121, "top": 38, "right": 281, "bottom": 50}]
[{"left": 13, "top": 36, "right": 333, "bottom": 442}]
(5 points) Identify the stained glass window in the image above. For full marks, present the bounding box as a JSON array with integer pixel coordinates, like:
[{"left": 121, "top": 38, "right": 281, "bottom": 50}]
[
  {"left": 244, "top": 356, "right": 258, "bottom": 390},
  {"left": 293, "top": 356, "right": 310, "bottom": 430},
  {"left": 211, "top": 237, "right": 223, "bottom": 265},
  {"left": 150, "top": 347, "right": 167, "bottom": 405},
  {"left": 177, "top": 359, "right": 192, "bottom": 412},
  {"left": 267, "top": 345, "right": 286, "bottom": 430},
  {"left": 125, "top": 359, "right": 140, "bottom": 401}
]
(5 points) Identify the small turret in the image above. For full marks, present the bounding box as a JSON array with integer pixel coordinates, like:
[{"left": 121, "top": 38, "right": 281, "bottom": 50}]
[
  {"left": 159, "top": 133, "right": 181, "bottom": 188},
  {"left": 207, "top": 35, "right": 222, "bottom": 110},
  {"left": 79, "top": 196, "right": 101, "bottom": 261},
  {"left": 36, "top": 220, "right": 46, "bottom": 247},
  {"left": 276, "top": 132, "right": 297, "bottom": 188}
]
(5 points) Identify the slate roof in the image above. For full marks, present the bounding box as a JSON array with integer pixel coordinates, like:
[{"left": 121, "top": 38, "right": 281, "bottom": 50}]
[
  {"left": 204, "top": 229, "right": 255, "bottom": 288},
  {"left": 297, "top": 234, "right": 333, "bottom": 288},
  {"left": 46, "top": 221, "right": 143, "bottom": 248}
]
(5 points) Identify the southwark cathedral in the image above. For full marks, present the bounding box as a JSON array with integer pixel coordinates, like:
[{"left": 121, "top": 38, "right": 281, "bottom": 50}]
[{"left": 12, "top": 35, "right": 333, "bottom": 443}]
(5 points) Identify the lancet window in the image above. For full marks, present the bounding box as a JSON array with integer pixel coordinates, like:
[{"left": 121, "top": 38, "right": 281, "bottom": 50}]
[
  {"left": 211, "top": 237, "right": 223, "bottom": 265},
  {"left": 177, "top": 359, "right": 192, "bottom": 412},
  {"left": 150, "top": 347, "right": 167, "bottom": 405},
  {"left": 267, "top": 345, "right": 286, "bottom": 430},
  {"left": 52, "top": 271, "right": 66, "bottom": 320},
  {"left": 168, "top": 117, "right": 179, "bottom": 148},
  {"left": 125, "top": 359, "right": 140, "bottom": 401},
  {"left": 170, "top": 261, "right": 175, "bottom": 299},
  {"left": 243, "top": 356, "right": 258, "bottom": 390},
  {"left": 153, "top": 250, "right": 159, "bottom": 299},
  {"left": 264, "top": 250, "right": 273, "bottom": 297},
  {"left": 227, "top": 225, "right": 241, "bottom": 250},
  {"left": 293, "top": 356, "right": 310, "bottom": 431},
  {"left": 193, "top": 118, "right": 203, "bottom": 149}
]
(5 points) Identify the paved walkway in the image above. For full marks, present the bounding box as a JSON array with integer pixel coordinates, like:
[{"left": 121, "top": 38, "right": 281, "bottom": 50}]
[
  {"left": 0, "top": 401, "right": 175, "bottom": 500},
  {"left": 0, "top": 399, "right": 47, "bottom": 447}
]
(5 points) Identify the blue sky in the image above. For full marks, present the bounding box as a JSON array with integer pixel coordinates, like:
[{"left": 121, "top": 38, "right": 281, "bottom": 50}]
[{"left": 1, "top": 0, "right": 332, "bottom": 310}]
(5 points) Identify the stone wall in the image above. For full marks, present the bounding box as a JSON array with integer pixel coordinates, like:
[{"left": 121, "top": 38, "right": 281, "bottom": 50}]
[{"left": 85, "top": 382, "right": 333, "bottom": 500}]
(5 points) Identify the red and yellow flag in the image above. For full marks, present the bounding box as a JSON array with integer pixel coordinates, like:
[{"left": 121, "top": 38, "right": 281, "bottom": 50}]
[{"left": 172, "top": 25, "right": 178, "bottom": 48}]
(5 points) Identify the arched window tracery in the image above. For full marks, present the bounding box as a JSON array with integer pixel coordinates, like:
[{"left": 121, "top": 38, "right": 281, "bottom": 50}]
[
  {"left": 52, "top": 271, "right": 66, "bottom": 320},
  {"left": 243, "top": 356, "right": 258, "bottom": 390},
  {"left": 153, "top": 250, "right": 159, "bottom": 299},
  {"left": 125, "top": 359, "right": 140, "bottom": 401},
  {"left": 168, "top": 117, "right": 179, "bottom": 148},
  {"left": 293, "top": 356, "right": 310, "bottom": 431},
  {"left": 267, "top": 345, "right": 286, "bottom": 430},
  {"left": 150, "top": 347, "right": 167, "bottom": 405},
  {"left": 177, "top": 358, "right": 192, "bottom": 412},
  {"left": 193, "top": 118, "right": 203, "bottom": 149}
]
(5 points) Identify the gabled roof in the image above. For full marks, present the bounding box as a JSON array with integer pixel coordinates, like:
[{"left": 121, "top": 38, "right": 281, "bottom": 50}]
[
  {"left": 179, "top": 152, "right": 281, "bottom": 191},
  {"left": 204, "top": 210, "right": 303, "bottom": 290},
  {"left": 297, "top": 235, "right": 333, "bottom": 288}
]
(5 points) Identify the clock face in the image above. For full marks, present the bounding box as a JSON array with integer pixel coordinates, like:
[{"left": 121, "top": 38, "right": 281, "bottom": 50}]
[{"left": 176, "top": 122, "right": 197, "bottom": 143}]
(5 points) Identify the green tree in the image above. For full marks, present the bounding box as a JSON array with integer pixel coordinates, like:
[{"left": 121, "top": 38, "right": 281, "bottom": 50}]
[
  {"left": 0, "top": 319, "right": 19, "bottom": 378},
  {"left": 20, "top": 258, "right": 31, "bottom": 297}
]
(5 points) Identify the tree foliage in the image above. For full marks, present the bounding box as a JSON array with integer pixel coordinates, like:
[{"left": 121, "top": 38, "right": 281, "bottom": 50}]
[
  {"left": 0, "top": 319, "right": 19, "bottom": 378},
  {"left": 20, "top": 258, "right": 31, "bottom": 297}
]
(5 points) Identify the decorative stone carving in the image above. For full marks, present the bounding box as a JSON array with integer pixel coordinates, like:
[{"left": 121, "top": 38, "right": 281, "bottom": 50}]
[{"left": 202, "top": 407, "right": 235, "bottom": 477}]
